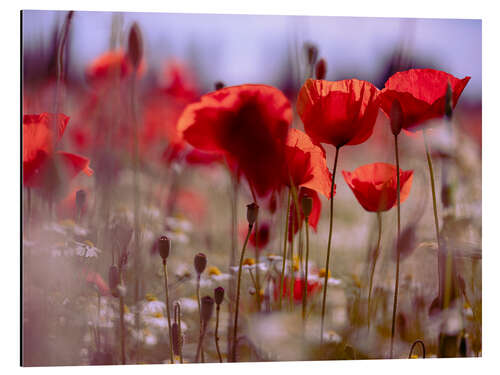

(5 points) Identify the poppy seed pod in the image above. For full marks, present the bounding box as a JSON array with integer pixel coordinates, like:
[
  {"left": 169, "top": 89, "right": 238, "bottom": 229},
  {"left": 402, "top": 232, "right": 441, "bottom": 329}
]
[
  {"left": 127, "top": 22, "right": 143, "bottom": 70},
  {"left": 304, "top": 43, "right": 318, "bottom": 66},
  {"left": 171, "top": 322, "right": 183, "bottom": 356},
  {"left": 214, "top": 286, "right": 225, "bottom": 305},
  {"left": 158, "top": 236, "right": 171, "bottom": 260},
  {"left": 390, "top": 99, "right": 404, "bottom": 136},
  {"left": 108, "top": 265, "right": 120, "bottom": 298},
  {"left": 200, "top": 296, "right": 215, "bottom": 324},
  {"left": 214, "top": 81, "right": 225, "bottom": 91},
  {"left": 194, "top": 253, "right": 207, "bottom": 275},
  {"left": 301, "top": 195, "right": 313, "bottom": 218},
  {"left": 75, "top": 189, "right": 86, "bottom": 210},
  {"left": 315, "top": 58, "right": 327, "bottom": 80},
  {"left": 246, "top": 202, "right": 259, "bottom": 226}
]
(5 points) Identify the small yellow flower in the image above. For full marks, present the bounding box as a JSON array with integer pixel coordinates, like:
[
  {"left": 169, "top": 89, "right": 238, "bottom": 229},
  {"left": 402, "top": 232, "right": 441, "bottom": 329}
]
[
  {"left": 208, "top": 266, "right": 222, "bottom": 276},
  {"left": 243, "top": 258, "right": 255, "bottom": 266},
  {"left": 145, "top": 293, "right": 158, "bottom": 302},
  {"left": 319, "top": 268, "right": 331, "bottom": 279}
]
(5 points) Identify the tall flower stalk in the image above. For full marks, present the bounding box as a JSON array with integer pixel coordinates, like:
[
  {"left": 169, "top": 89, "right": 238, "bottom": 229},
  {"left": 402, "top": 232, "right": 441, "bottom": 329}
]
[
  {"left": 301, "top": 195, "right": 313, "bottom": 322},
  {"left": 279, "top": 191, "right": 291, "bottom": 310},
  {"left": 367, "top": 212, "right": 382, "bottom": 331},
  {"left": 158, "top": 236, "right": 174, "bottom": 363},
  {"left": 214, "top": 287, "right": 225, "bottom": 363}
]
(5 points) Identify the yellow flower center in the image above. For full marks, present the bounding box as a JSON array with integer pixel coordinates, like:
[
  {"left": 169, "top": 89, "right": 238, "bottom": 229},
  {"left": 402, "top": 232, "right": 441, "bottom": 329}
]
[
  {"left": 243, "top": 258, "right": 255, "bottom": 266},
  {"left": 318, "top": 268, "right": 331, "bottom": 279},
  {"left": 145, "top": 293, "right": 157, "bottom": 302},
  {"left": 208, "top": 266, "right": 222, "bottom": 276},
  {"left": 153, "top": 312, "right": 163, "bottom": 318}
]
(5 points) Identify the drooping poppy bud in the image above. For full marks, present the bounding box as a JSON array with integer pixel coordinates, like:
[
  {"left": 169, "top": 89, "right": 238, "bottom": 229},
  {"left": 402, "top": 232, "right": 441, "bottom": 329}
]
[
  {"left": 445, "top": 80, "right": 453, "bottom": 120},
  {"left": 304, "top": 43, "right": 318, "bottom": 66},
  {"left": 301, "top": 195, "right": 313, "bottom": 218},
  {"left": 75, "top": 189, "right": 86, "bottom": 211},
  {"left": 158, "top": 236, "right": 171, "bottom": 261},
  {"left": 214, "top": 286, "right": 225, "bottom": 305},
  {"left": 246, "top": 203, "right": 259, "bottom": 226},
  {"left": 194, "top": 253, "right": 207, "bottom": 275},
  {"left": 108, "top": 265, "right": 120, "bottom": 298},
  {"left": 171, "top": 322, "right": 183, "bottom": 356},
  {"left": 315, "top": 58, "right": 327, "bottom": 80},
  {"left": 390, "top": 99, "right": 404, "bottom": 136},
  {"left": 127, "top": 22, "right": 143, "bottom": 70},
  {"left": 200, "top": 296, "right": 214, "bottom": 324},
  {"left": 214, "top": 81, "right": 225, "bottom": 91}
]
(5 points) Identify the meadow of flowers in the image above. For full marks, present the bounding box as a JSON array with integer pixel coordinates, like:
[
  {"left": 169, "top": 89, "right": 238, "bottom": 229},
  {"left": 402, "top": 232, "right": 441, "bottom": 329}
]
[{"left": 21, "top": 11, "right": 482, "bottom": 366}]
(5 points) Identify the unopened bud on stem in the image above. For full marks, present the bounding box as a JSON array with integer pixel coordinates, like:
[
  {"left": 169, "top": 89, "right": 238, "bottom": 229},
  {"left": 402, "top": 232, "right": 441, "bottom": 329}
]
[
  {"left": 127, "top": 22, "right": 143, "bottom": 70},
  {"left": 158, "top": 236, "right": 171, "bottom": 261},
  {"left": 246, "top": 202, "right": 259, "bottom": 226},
  {"left": 301, "top": 195, "right": 313, "bottom": 218},
  {"left": 214, "top": 286, "right": 225, "bottom": 305},
  {"left": 390, "top": 99, "right": 404, "bottom": 136},
  {"left": 315, "top": 58, "right": 327, "bottom": 80},
  {"left": 214, "top": 81, "right": 225, "bottom": 91},
  {"left": 194, "top": 253, "right": 207, "bottom": 275},
  {"left": 445, "top": 81, "right": 453, "bottom": 120},
  {"left": 200, "top": 296, "right": 215, "bottom": 324}
]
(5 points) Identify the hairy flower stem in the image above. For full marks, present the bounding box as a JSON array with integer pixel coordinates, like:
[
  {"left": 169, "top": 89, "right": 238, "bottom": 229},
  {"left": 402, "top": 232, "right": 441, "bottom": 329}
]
[
  {"left": 174, "top": 302, "right": 183, "bottom": 363},
  {"left": 227, "top": 170, "right": 238, "bottom": 358},
  {"left": 423, "top": 131, "right": 446, "bottom": 309},
  {"left": 302, "top": 217, "right": 310, "bottom": 322},
  {"left": 279, "top": 190, "right": 291, "bottom": 310},
  {"left": 289, "top": 214, "right": 295, "bottom": 310},
  {"left": 288, "top": 179, "right": 301, "bottom": 311},
  {"left": 196, "top": 274, "right": 205, "bottom": 362},
  {"left": 390, "top": 135, "right": 401, "bottom": 358},
  {"left": 231, "top": 223, "right": 253, "bottom": 362},
  {"left": 320, "top": 146, "right": 340, "bottom": 345},
  {"left": 254, "top": 218, "right": 261, "bottom": 311},
  {"left": 215, "top": 304, "right": 223, "bottom": 363},
  {"left": 163, "top": 260, "right": 174, "bottom": 363},
  {"left": 367, "top": 212, "right": 382, "bottom": 332},
  {"left": 195, "top": 321, "right": 207, "bottom": 363}
]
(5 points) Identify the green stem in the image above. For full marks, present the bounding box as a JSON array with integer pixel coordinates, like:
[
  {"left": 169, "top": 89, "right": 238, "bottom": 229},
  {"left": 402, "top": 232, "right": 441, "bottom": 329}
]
[
  {"left": 196, "top": 274, "right": 205, "bottom": 362},
  {"left": 289, "top": 213, "right": 295, "bottom": 310},
  {"left": 302, "top": 217, "right": 310, "bottom": 321},
  {"left": 231, "top": 223, "right": 253, "bottom": 362},
  {"left": 163, "top": 260, "right": 174, "bottom": 363},
  {"left": 279, "top": 190, "right": 291, "bottom": 310},
  {"left": 367, "top": 212, "right": 382, "bottom": 332},
  {"left": 320, "top": 146, "right": 340, "bottom": 344},
  {"left": 390, "top": 135, "right": 401, "bottom": 358}
]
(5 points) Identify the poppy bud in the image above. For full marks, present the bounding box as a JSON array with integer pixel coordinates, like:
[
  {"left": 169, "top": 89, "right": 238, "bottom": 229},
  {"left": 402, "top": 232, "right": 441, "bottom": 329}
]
[
  {"left": 214, "top": 81, "right": 225, "bottom": 91},
  {"left": 200, "top": 296, "right": 214, "bottom": 324},
  {"left": 127, "top": 22, "right": 143, "bottom": 70},
  {"left": 304, "top": 43, "right": 318, "bottom": 66},
  {"left": 390, "top": 99, "right": 404, "bottom": 136},
  {"left": 315, "top": 58, "right": 327, "bottom": 80},
  {"left": 445, "top": 80, "right": 453, "bottom": 120},
  {"left": 194, "top": 253, "right": 207, "bottom": 275},
  {"left": 171, "top": 322, "right": 183, "bottom": 356},
  {"left": 301, "top": 195, "right": 313, "bottom": 218},
  {"left": 246, "top": 202, "right": 259, "bottom": 226},
  {"left": 158, "top": 236, "right": 171, "bottom": 261},
  {"left": 108, "top": 265, "right": 120, "bottom": 298},
  {"left": 214, "top": 286, "right": 225, "bottom": 305},
  {"left": 76, "top": 189, "right": 86, "bottom": 211}
]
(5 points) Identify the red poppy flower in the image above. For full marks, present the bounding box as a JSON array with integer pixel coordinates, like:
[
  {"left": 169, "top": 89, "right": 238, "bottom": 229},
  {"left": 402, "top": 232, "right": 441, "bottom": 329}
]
[
  {"left": 85, "top": 270, "right": 111, "bottom": 296},
  {"left": 297, "top": 78, "right": 380, "bottom": 148},
  {"left": 288, "top": 187, "right": 324, "bottom": 242},
  {"left": 342, "top": 162, "right": 413, "bottom": 212},
  {"left": 86, "top": 49, "right": 146, "bottom": 87},
  {"left": 179, "top": 84, "right": 292, "bottom": 196},
  {"left": 379, "top": 69, "right": 471, "bottom": 131},
  {"left": 23, "top": 113, "right": 93, "bottom": 197},
  {"left": 284, "top": 128, "right": 332, "bottom": 198},
  {"left": 274, "top": 276, "right": 321, "bottom": 303},
  {"left": 249, "top": 222, "right": 271, "bottom": 250}
]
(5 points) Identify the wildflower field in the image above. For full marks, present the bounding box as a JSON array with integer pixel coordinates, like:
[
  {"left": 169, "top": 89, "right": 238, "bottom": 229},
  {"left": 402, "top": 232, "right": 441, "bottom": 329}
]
[{"left": 21, "top": 10, "right": 482, "bottom": 366}]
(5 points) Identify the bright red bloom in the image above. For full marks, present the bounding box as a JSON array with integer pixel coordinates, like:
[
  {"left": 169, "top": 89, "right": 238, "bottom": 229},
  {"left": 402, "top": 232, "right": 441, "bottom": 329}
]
[
  {"left": 379, "top": 69, "right": 471, "bottom": 131},
  {"left": 342, "top": 162, "right": 413, "bottom": 212},
  {"left": 179, "top": 84, "right": 292, "bottom": 196},
  {"left": 288, "top": 187, "right": 324, "bottom": 242},
  {"left": 274, "top": 276, "right": 321, "bottom": 303},
  {"left": 297, "top": 78, "right": 380, "bottom": 148},
  {"left": 23, "top": 113, "right": 93, "bottom": 196},
  {"left": 284, "top": 128, "right": 332, "bottom": 199},
  {"left": 86, "top": 49, "right": 146, "bottom": 87}
]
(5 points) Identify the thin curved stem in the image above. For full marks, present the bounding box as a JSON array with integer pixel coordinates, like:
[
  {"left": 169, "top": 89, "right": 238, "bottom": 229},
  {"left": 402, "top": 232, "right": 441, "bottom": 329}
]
[
  {"left": 289, "top": 213, "right": 295, "bottom": 310},
  {"left": 195, "top": 321, "right": 207, "bottom": 363},
  {"left": 408, "top": 339, "right": 426, "bottom": 359},
  {"left": 174, "top": 302, "right": 183, "bottom": 363},
  {"left": 231, "top": 224, "right": 253, "bottom": 362},
  {"left": 302, "top": 217, "right": 310, "bottom": 322},
  {"left": 367, "top": 212, "right": 382, "bottom": 332},
  {"left": 215, "top": 305, "right": 223, "bottom": 363},
  {"left": 163, "top": 260, "right": 174, "bottom": 363},
  {"left": 390, "top": 135, "right": 401, "bottom": 358},
  {"left": 279, "top": 190, "right": 291, "bottom": 310},
  {"left": 320, "top": 146, "right": 340, "bottom": 344}
]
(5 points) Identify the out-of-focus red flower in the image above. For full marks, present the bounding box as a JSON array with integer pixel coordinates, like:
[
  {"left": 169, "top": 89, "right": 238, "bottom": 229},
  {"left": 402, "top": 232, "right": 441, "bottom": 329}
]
[
  {"left": 249, "top": 221, "right": 271, "bottom": 250},
  {"left": 167, "top": 189, "right": 207, "bottom": 222},
  {"left": 288, "top": 187, "right": 324, "bottom": 242},
  {"left": 274, "top": 276, "right": 321, "bottom": 303},
  {"left": 342, "top": 162, "right": 413, "bottom": 212},
  {"left": 85, "top": 49, "right": 146, "bottom": 87},
  {"left": 379, "top": 69, "right": 471, "bottom": 131},
  {"left": 179, "top": 84, "right": 292, "bottom": 197},
  {"left": 23, "top": 113, "right": 93, "bottom": 197},
  {"left": 297, "top": 78, "right": 380, "bottom": 148},
  {"left": 283, "top": 128, "right": 332, "bottom": 199},
  {"left": 85, "top": 270, "right": 111, "bottom": 296}
]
